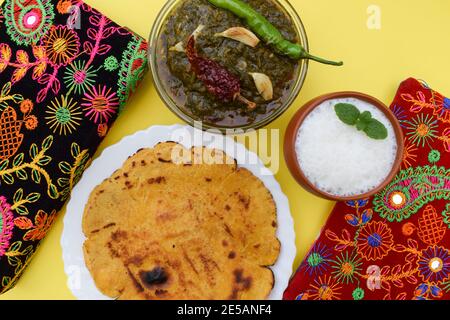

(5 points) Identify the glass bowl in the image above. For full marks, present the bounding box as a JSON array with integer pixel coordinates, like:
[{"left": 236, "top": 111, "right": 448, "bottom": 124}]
[{"left": 148, "top": 0, "right": 309, "bottom": 132}]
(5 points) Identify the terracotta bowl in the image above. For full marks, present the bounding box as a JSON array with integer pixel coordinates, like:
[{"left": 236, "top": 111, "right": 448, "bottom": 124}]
[{"left": 284, "top": 91, "right": 405, "bottom": 201}]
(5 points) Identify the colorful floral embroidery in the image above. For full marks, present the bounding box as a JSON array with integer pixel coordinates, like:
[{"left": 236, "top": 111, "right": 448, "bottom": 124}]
[
  {"left": 404, "top": 113, "right": 438, "bottom": 148},
  {"left": 402, "top": 83, "right": 450, "bottom": 125},
  {"left": 373, "top": 166, "right": 450, "bottom": 223},
  {"left": 3, "top": 240, "right": 34, "bottom": 279},
  {"left": 0, "top": 44, "right": 48, "bottom": 84},
  {"left": 56, "top": 0, "right": 71, "bottom": 14},
  {"left": 14, "top": 209, "right": 56, "bottom": 241},
  {"left": 308, "top": 275, "right": 342, "bottom": 300},
  {"left": 57, "top": 142, "right": 90, "bottom": 201},
  {"left": 392, "top": 104, "right": 408, "bottom": 128},
  {"left": 0, "top": 197, "right": 14, "bottom": 257},
  {"left": 104, "top": 56, "right": 119, "bottom": 72},
  {"left": 117, "top": 35, "right": 148, "bottom": 112},
  {"left": 63, "top": 60, "right": 98, "bottom": 95},
  {"left": 0, "top": 43, "right": 54, "bottom": 103},
  {"left": 0, "top": 0, "right": 148, "bottom": 293},
  {"left": 4, "top": 0, "right": 55, "bottom": 46},
  {"left": 300, "top": 242, "right": 332, "bottom": 277},
  {"left": 45, "top": 94, "right": 82, "bottom": 135},
  {"left": 417, "top": 246, "right": 450, "bottom": 284},
  {"left": 10, "top": 188, "right": 40, "bottom": 216},
  {"left": 402, "top": 90, "right": 434, "bottom": 114},
  {"left": 352, "top": 287, "right": 365, "bottom": 300},
  {"left": 331, "top": 251, "right": 362, "bottom": 284},
  {"left": 0, "top": 136, "right": 58, "bottom": 199},
  {"left": 416, "top": 205, "right": 446, "bottom": 245},
  {"left": 0, "top": 99, "right": 37, "bottom": 160},
  {"left": 430, "top": 94, "right": 450, "bottom": 124},
  {"left": 285, "top": 78, "right": 450, "bottom": 300},
  {"left": 414, "top": 282, "right": 443, "bottom": 300},
  {"left": 403, "top": 139, "right": 418, "bottom": 169},
  {"left": 82, "top": 85, "right": 118, "bottom": 124},
  {"left": 428, "top": 149, "right": 441, "bottom": 164},
  {"left": 0, "top": 82, "right": 23, "bottom": 112},
  {"left": 40, "top": 25, "right": 80, "bottom": 67},
  {"left": 356, "top": 221, "right": 394, "bottom": 261}
]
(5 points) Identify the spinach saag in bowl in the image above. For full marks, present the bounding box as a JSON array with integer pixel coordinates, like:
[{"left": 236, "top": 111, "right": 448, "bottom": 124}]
[{"left": 149, "top": 0, "right": 340, "bottom": 131}]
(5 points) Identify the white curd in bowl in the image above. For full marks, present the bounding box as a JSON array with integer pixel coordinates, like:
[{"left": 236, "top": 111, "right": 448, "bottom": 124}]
[{"left": 295, "top": 97, "right": 398, "bottom": 197}]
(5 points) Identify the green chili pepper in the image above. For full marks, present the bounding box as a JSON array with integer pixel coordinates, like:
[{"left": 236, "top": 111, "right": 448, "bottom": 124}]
[{"left": 207, "top": 0, "right": 343, "bottom": 66}]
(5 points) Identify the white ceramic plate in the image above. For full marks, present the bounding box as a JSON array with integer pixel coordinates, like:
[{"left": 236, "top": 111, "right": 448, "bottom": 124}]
[{"left": 61, "top": 125, "right": 296, "bottom": 300}]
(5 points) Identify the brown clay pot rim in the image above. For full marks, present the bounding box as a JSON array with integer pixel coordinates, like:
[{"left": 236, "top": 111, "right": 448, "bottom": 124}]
[{"left": 284, "top": 91, "right": 405, "bottom": 202}]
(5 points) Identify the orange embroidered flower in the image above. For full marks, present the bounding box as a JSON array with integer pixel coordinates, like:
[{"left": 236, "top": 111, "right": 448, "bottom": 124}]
[
  {"left": 24, "top": 115, "right": 38, "bottom": 130},
  {"left": 14, "top": 210, "right": 57, "bottom": 242},
  {"left": 41, "top": 25, "right": 80, "bottom": 67},
  {"left": 402, "top": 139, "right": 418, "bottom": 169},
  {"left": 357, "top": 221, "right": 394, "bottom": 261},
  {"left": 57, "top": 0, "right": 72, "bottom": 14},
  {"left": 309, "top": 275, "right": 342, "bottom": 300},
  {"left": 20, "top": 99, "right": 34, "bottom": 114}
]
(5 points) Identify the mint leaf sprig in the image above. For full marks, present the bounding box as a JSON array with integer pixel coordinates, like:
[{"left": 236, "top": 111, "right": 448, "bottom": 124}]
[{"left": 334, "top": 103, "right": 388, "bottom": 140}]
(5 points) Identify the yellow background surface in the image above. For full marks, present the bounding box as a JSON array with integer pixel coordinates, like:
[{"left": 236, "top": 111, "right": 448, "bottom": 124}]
[{"left": 1, "top": 0, "right": 449, "bottom": 299}]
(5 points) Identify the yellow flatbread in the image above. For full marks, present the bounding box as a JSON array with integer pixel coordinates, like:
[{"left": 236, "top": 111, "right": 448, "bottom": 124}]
[{"left": 83, "top": 142, "right": 280, "bottom": 300}]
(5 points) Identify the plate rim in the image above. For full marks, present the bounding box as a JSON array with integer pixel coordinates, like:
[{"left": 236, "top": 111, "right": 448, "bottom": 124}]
[{"left": 61, "top": 124, "right": 296, "bottom": 300}]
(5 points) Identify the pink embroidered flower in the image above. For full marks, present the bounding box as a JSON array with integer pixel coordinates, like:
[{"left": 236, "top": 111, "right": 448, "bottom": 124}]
[
  {"left": 0, "top": 196, "right": 14, "bottom": 257},
  {"left": 81, "top": 85, "right": 118, "bottom": 124}
]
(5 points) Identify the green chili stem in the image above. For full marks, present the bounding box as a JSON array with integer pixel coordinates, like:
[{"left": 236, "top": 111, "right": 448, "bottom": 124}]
[{"left": 302, "top": 53, "right": 344, "bottom": 66}]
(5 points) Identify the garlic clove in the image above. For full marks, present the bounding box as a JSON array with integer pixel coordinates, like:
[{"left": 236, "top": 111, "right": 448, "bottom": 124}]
[
  {"left": 192, "top": 25, "right": 205, "bottom": 39},
  {"left": 215, "top": 27, "right": 260, "bottom": 48},
  {"left": 169, "top": 24, "right": 205, "bottom": 53},
  {"left": 169, "top": 42, "right": 185, "bottom": 53},
  {"left": 249, "top": 73, "right": 273, "bottom": 101}
]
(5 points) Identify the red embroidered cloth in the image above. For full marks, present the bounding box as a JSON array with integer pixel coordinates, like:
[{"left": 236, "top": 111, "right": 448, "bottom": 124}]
[{"left": 284, "top": 78, "right": 450, "bottom": 301}]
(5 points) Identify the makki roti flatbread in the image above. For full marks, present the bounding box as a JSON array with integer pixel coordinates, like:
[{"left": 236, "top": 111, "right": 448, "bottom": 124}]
[{"left": 82, "top": 142, "right": 280, "bottom": 300}]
